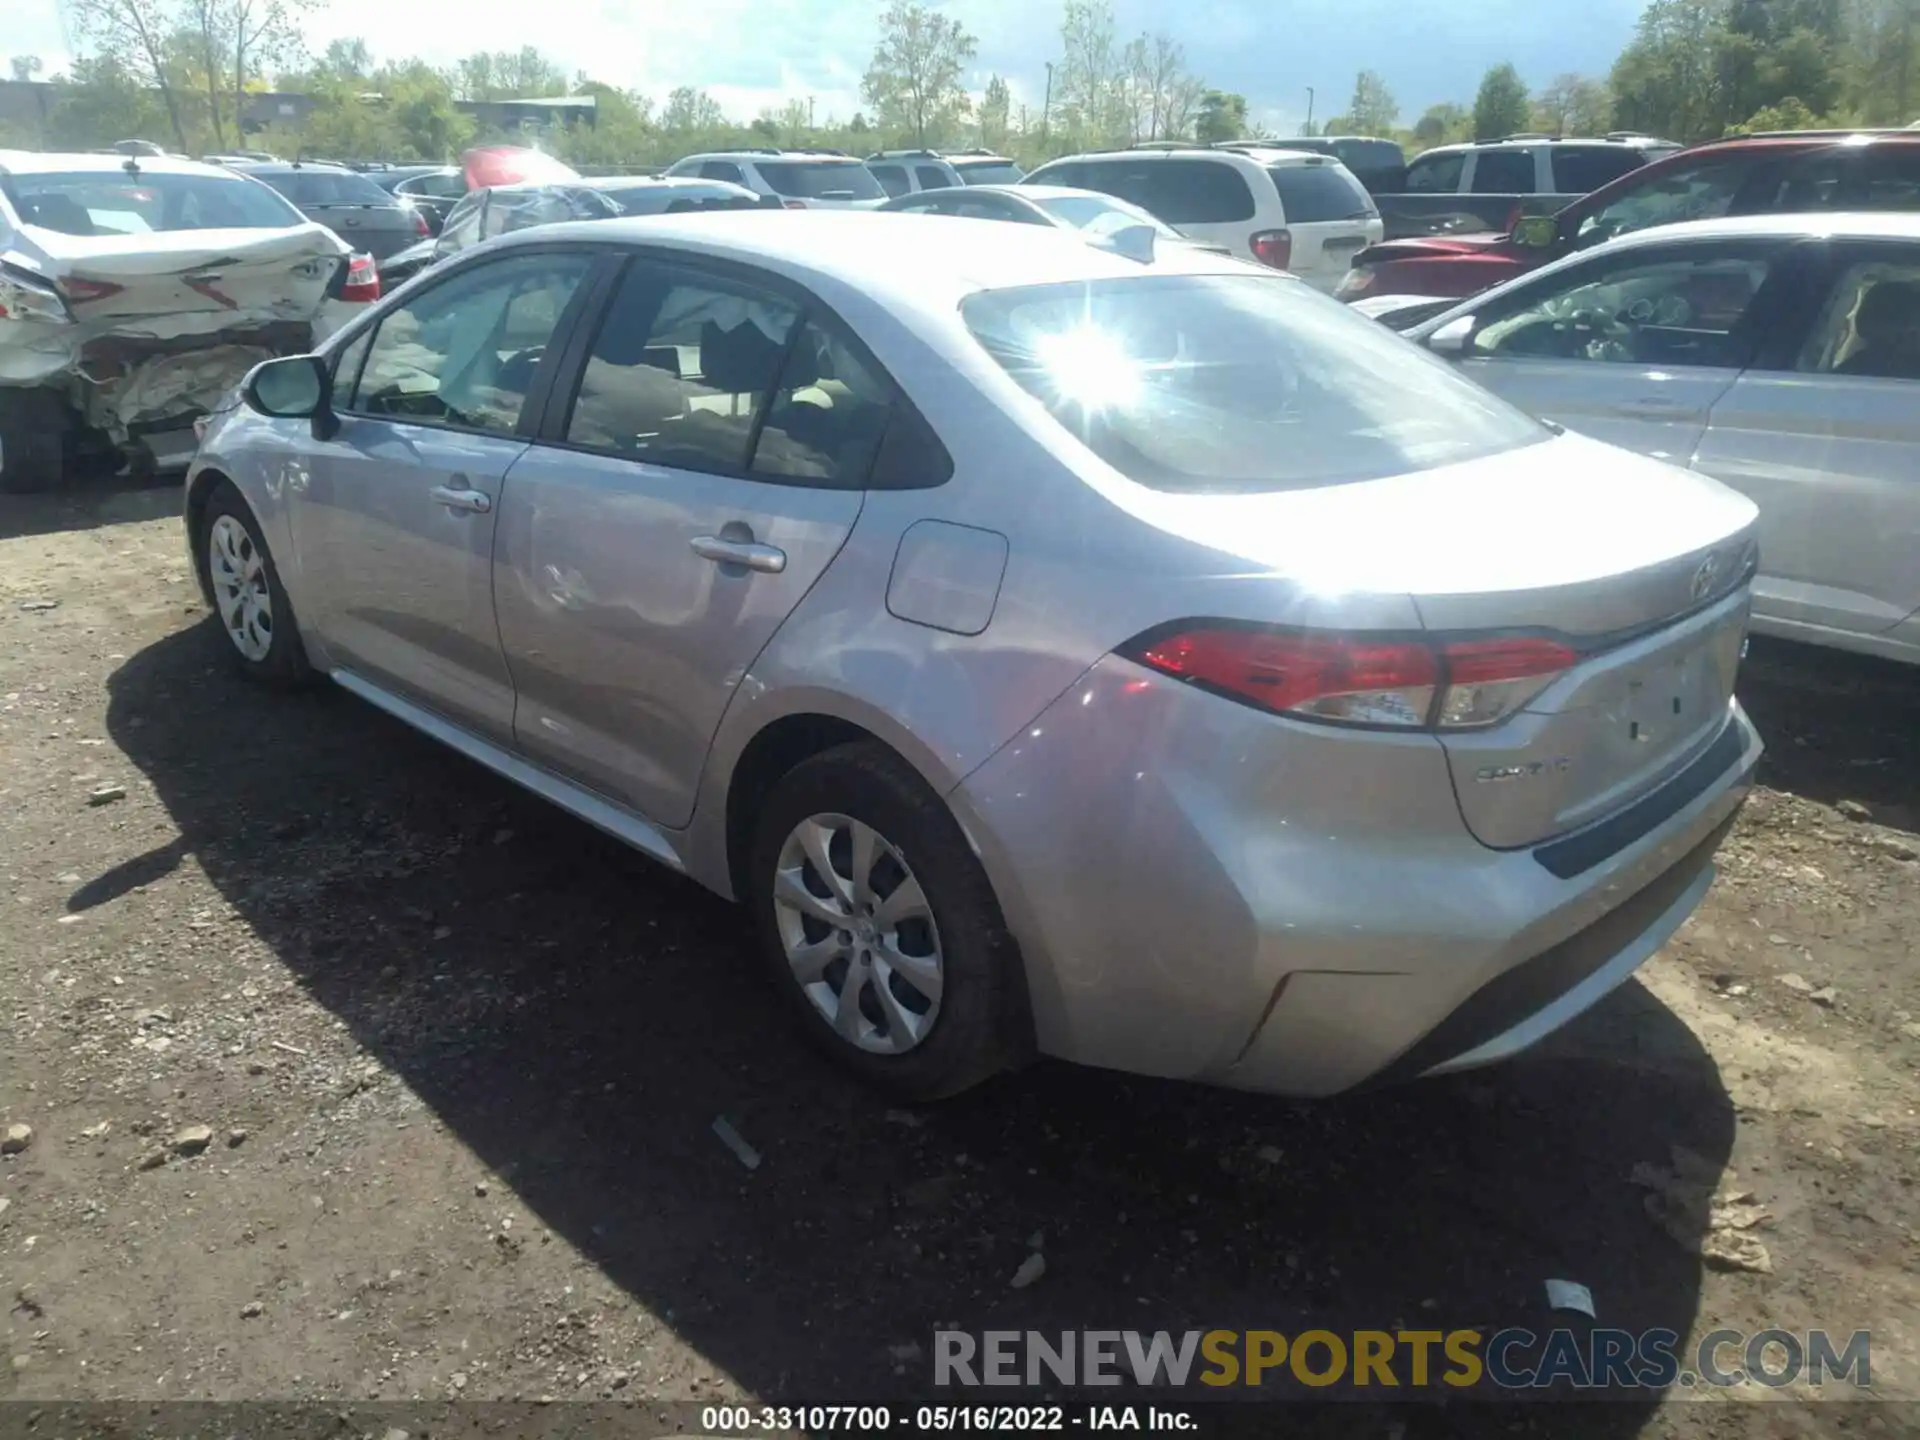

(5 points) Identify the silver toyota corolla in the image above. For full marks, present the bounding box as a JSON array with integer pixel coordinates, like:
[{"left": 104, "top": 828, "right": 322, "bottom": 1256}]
[{"left": 184, "top": 211, "right": 1763, "bottom": 1101}]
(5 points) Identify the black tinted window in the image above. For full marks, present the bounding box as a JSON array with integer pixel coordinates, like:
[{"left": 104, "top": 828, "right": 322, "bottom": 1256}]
[
  {"left": 1470, "top": 150, "right": 1535, "bottom": 193},
  {"left": 1031, "top": 162, "right": 1085, "bottom": 190},
  {"left": 952, "top": 160, "right": 1023, "bottom": 184},
  {"left": 698, "top": 160, "right": 746, "bottom": 184},
  {"left": 263, "top": 170, "right": 395, "bottom": 205},
  {"left": 1404, "top": 152, "right": 1465, "bottom": 193},
  {"left": 756, "top": 161, "right": 885, "bottom": 201},
  {"left": 1862, "top": 146, "right": 1920, "bottom": 210},
  {"left": 870, "top": 164, "right": 910, "bottom": 197},
  {"left": 1549, "top": 146, "right": 1648, "bottom": 195},
  {"left": 752, "top": 321, "right": 894, "bottom": 486},
  {"left": 563, "top": 263, "right": 800, "bottom": 472},
  {"left": 1089, "top": 160, "right": 1254, "bottom": 225},
  {"left": 916, "top": 165, "right": 951, "bottom": 190},
  {"left": 1268, "top": 164, "right": 1375, "bottom": 222}
]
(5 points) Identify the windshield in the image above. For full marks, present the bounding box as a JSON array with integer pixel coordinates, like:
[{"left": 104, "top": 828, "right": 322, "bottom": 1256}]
[
  {"left": 258, "top": 169, "right": 396, "bottom": 206},
  {"left": 756, "top": 160, "right": 885, "bottom": 200},
  {"left": 3, "top": 170, "right": 304, "bottom": 234},
  {"left": 1269, "top": 163, "right": 1378, "bottom": 222},
  {"left": 963, "top": 274, "right": 1545, "bottom": 494},
  {"left": 954, "top": 160, "right": 1025, "bottom": 185},
  {"left": 1033, "top": 193, "right": 1181, "bottom": 238}
]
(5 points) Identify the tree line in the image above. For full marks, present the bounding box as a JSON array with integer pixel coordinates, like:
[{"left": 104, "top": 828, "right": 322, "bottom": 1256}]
[{"left": 4, "top": 0, "right": 1917, "bottom": 168}]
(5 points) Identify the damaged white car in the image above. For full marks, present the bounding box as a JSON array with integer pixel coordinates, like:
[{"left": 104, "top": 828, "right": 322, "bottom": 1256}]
[{"left": 1, "top": 150, "right": 367, "bottom": 492}]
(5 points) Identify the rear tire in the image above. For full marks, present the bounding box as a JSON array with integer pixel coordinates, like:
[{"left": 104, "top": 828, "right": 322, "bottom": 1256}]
[
  {"left": 747, "top": 741, "right": 1022, "bottom": 1101},
  {"left": 199, "top": 483, "right": 313, "bottom": 686},
  {"left": 0, "top": 388, "right": 72, "bottom": 495}
]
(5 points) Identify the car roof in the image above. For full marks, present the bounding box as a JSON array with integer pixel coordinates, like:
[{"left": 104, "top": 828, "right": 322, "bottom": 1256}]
[
  {"left": 682, "top": 151, "right": 858, "bottom": 163},
  {"left": 1584, "top": 210, "right": 1920, "bottom": 246},
  {"left": 0, "top": 148, "right": 242, "bottom": 178},
  {"left": 493, "top": 208, "right": 1248, "bottom": 307},
  {"left": 1046, "top": 145, "right": 1339, "bottom": 168},
  {"left": 229, "top": 160, "right": 362, "bottom": 174}
]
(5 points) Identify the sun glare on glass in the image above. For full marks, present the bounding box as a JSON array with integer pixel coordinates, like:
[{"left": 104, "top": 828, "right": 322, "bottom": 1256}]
[{"left": 1032, "top": 325, "right": 1143, "bottom": 411}]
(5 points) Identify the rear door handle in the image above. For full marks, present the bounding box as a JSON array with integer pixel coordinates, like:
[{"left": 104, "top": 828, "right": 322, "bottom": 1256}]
[
  {"left": 691, "top": 535, "right": 787, "bottom": 573},
  {"left": 430, "top": 484, "right": 492, "bottom": 514}
]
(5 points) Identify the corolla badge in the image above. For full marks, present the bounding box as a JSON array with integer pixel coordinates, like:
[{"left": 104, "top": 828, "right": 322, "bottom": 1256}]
[{"left": 1475, "top": 758, "right": 1571, "bottom": 783}]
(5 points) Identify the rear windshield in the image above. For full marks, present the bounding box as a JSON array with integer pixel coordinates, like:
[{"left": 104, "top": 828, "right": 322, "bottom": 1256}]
[
  {"left": 259, "top": 169, "right": 396, "bottom": 206},
  {"left": 1268, "top": 163, "right": 1377, "bottom": 222},
  {"left": 962, "top": 274, "right": 1544, "bottom": 494},
  {"left": 953, "top": 159, "right": 1025, "bottom": 185},
  {"left": 2, "top": 170, "right": 304, "bottom": 234},
  {"left": 756, "top": 161, "right": 885, "bottom": 201},
  {"left": 600, "top": 183, "right": 758, "bottom": 215},
  {"left": 1032, "top": 193, "right": 1181, "bottom": 237}
]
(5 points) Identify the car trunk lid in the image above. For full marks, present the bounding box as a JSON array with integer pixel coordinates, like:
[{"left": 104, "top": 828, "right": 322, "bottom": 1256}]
[
  {"left": 1111, "top": 432, "right": 1758, "bottom": 850},
  {"left": 27, "top": 223, "right": 345, "bottom": 330}
]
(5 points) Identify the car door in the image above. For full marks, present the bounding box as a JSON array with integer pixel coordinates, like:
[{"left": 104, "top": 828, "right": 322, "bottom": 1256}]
[
  {"left": 291, "top": 247, "right": 600, "bottom": 743},
  {"left": 1693, "top": 239, "right": 1920, "bottom": 639},
  {"left": 493, "top": 253, "right": 897, "bottom": 826},
  {"left": 1444, "top": 237, "right": 1796, "bottom": 464}
]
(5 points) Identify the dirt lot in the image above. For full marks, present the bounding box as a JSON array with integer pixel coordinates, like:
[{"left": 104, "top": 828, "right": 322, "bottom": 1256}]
[{"left": 1, "top": 478, "right": 1917, "bottom": 1437}]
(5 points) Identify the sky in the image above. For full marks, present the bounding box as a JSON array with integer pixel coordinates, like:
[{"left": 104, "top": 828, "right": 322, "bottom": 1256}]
[{"left": 6, "top": 0, "right": 1649, "bottom": 136}]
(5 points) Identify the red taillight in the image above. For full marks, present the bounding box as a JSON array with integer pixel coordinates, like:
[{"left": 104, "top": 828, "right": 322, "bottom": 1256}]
[
  {"left": 62, "top": 277, "right": 125, "bottom": 305},
  {"left": 340, "top": 253, "right": 381, "bottom": 303},
  {"left": 412, "top": 208, "right": 431, "bottom": 237},
  {"left": 1250, "top": 229, "right": 1293, "bottom": 270},
  {"left": 782, "top": 199, "right": 808, "bottom": 210},
  {"left": 1123, "top": 626, "right": 1577, "bottom": 730}
]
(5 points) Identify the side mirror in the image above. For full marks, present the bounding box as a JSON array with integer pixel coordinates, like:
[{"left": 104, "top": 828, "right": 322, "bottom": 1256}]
[
  {"left": 1426, "top": 314, "right": 1476, "bottom": 357},
  {"left": 1513, "top": 214, "right": 1559, "bottom": 250},
  {"left": 245, "top": 355, "right": 327, "bottom": 419}
]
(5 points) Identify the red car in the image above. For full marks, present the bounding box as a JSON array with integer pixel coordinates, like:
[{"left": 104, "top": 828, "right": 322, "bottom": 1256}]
[{"left": 1336, "top": 131, "right": 1920, "bottom": 304}]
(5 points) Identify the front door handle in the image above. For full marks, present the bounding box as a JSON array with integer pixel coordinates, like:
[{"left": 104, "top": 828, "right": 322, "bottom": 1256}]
[
  {"left": 691, "top": 534, "right": 787, "bottom": 574},
  {"left": 430, "top": 484, "right": 492, "bottom": 514}
]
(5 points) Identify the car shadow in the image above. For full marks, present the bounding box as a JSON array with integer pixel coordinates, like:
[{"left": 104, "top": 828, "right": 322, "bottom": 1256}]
[
  {"left": 0, "top": 469, "right": 182, "bottom": 543},
  {"left": 103, "top": 619, "right": 1731, "bottom": 1427},
  {"left": 1739, "top": 637, "right": 1920, "bottom": 834}
]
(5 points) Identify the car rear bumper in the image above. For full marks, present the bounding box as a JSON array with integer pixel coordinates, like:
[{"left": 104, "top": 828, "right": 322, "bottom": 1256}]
[{"left": 949, "top": 656, "right": 1760, "bottom": 1096}]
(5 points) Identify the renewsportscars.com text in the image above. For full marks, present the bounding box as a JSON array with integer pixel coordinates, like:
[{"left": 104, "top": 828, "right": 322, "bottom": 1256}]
[{"left": 934, "top": 1327, "right": 1872, "bottom": 1392}]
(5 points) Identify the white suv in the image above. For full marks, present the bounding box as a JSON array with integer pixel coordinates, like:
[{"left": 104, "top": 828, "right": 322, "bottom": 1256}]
[
  {"left": 1022, "top": 145, "right": 1384, "bottom": 291},
  {"left": 865, "top": 149, "right": 1026, "bottom": 198},
  {"left": 661, "top": 150, "right": 886, "bottom": 210}
]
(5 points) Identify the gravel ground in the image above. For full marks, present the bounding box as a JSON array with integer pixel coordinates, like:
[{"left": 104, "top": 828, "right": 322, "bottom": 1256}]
[{"left": 1, "top": 479, "right": 1917, "bottom": 1437}]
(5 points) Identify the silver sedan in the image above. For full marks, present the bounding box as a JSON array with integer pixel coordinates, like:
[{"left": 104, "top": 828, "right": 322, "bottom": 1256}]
[
  {"left": 1395, "top": 211, "right": 1920, "bottom": 667},
  {"left": 184, "top": 210, "right": 1762, "bottom": 1100}
]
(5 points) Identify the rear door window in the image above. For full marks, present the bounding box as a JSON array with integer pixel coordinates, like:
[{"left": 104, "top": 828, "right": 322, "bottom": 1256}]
[
  {"left": 561, "top": 261, "right": 801, "bottom": 473},
  {"left": 915, "top": 165, "right": 952, "bottom": 190},
  {"left": 1858, "top": 146, "right": 1920, "bottom": 211},
  {"left": 1548, "top": 145, "right": 1649, "bottom": 194},
  {"left": 1469, "top": 150, "right": 1536, "bottom": 194},
  {"left": 1404, "top": 151, "right": 1465, "bottom": 193},
  {"left": 1267, "top": 163, "right": 1376, "bottom": 223},
  {"left": 869, "top": 164, "right": 909, "bottom": 197},
  {"left": 698, "top": 160, "right": 747, "bottom": 185},
  {"left": 1796, "top": 251, "right": 1920, "bottom": 379}
]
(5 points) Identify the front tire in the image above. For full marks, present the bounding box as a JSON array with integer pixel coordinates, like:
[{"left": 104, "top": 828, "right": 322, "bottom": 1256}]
[
  {"left": 200, "top": 483, "right": 312, "bottom": 685},
  {"left": 748, "top": 741, "right": 1022, "bottom": 1101}
]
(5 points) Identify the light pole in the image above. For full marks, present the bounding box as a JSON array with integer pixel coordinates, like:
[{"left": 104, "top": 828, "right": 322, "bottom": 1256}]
[
  {"left": 1304, "top": 86, "right": 1315, "bottom": 135},
  {"left": 1041, "top": 61, "right": 1054, "bottom": 146}
]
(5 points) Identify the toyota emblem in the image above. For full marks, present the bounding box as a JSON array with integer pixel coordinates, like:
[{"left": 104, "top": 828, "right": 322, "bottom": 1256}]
[{"left": 1690, "top": 553, "right": 1722, "bottom": 602}]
